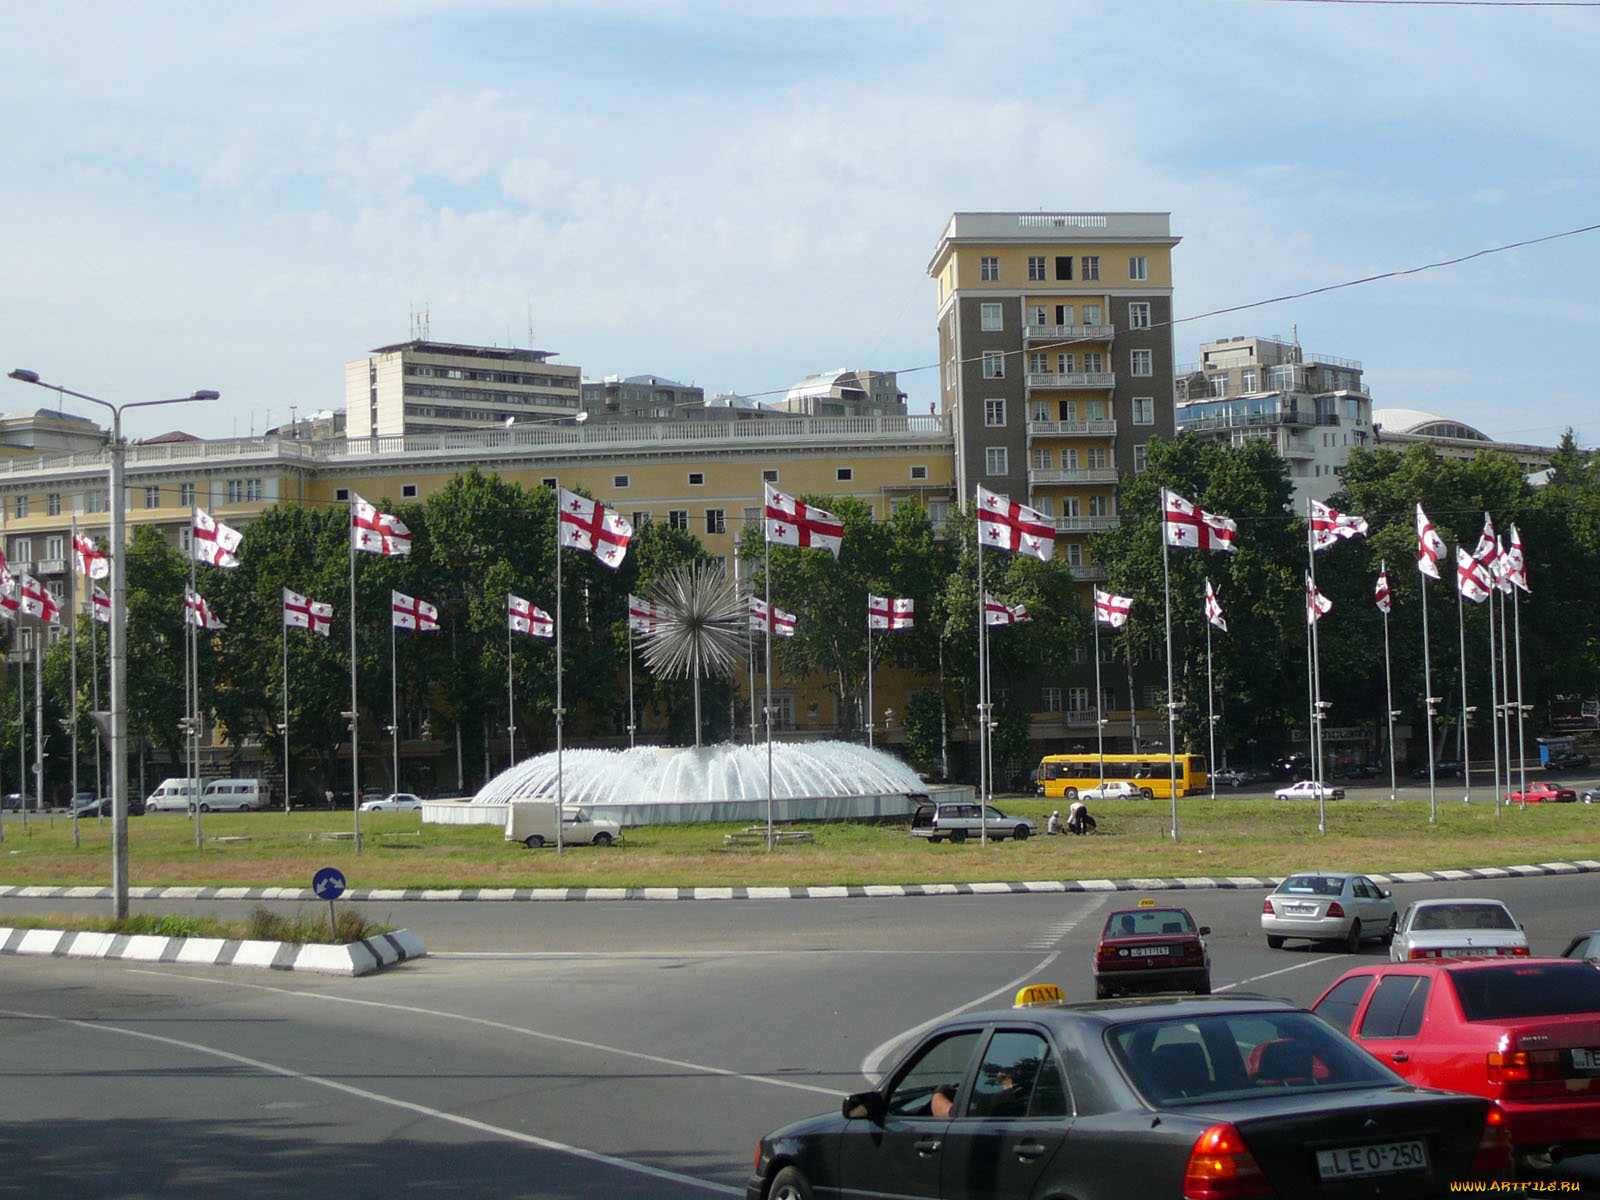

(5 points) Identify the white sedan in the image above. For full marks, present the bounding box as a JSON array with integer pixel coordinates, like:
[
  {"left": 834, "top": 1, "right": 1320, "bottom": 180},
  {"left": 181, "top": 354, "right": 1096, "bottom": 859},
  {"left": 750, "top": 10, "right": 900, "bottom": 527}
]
[
  {"left": 1390, "top": 898, "right": 1529, "bottom": 962},
  {"left": 1273, "top": 780, "right": 1346, "bottom": 801},
  {"left": 1077, "top": 780, "right": 1141, "bottom": 802},
  {"left": 359, "top": 792, "right": 424, "bottom": 811}
]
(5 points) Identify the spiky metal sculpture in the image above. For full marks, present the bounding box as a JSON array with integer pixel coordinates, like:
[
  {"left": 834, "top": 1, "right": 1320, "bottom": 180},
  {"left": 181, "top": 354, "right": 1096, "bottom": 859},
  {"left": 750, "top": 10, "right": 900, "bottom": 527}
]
[{"left": 638, "top": 559, "right": 749, "bottom": 746}]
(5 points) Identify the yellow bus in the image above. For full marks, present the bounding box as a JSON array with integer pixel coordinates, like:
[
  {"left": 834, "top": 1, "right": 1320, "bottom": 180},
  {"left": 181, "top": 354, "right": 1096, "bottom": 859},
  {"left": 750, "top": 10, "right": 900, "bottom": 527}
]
[{"left": 1035, "top": 753, "right": 1208, "bottom": 800}]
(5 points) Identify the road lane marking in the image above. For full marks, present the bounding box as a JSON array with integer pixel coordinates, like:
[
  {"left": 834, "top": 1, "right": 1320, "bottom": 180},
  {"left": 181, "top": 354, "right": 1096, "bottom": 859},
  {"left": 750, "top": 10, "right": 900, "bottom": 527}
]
[
  {"left": 0, "top": 1004, "right": 740, "bottom": 1196},
  {"left": 1214, "top": 954, "right": 1342, "bottom": 992}
]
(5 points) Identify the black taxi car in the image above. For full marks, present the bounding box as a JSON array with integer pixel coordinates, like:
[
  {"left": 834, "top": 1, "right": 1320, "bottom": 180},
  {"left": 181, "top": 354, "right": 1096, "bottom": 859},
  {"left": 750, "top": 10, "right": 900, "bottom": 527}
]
[
  {"left": 745, "top": 986, "right": 1512, "bottom": 1199},
  {"left": 1094, "top": 901, "right": 1210, "bottom": 999}
]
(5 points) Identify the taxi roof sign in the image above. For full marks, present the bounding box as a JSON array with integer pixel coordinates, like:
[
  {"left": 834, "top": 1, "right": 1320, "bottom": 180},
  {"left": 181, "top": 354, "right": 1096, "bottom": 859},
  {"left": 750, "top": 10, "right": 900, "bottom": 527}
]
[
  {"left": 1014, "top": 983, "right": 1065, "bottom": 1008},
  {"left": 1138, "top": 897, "right": 1158, "bottom": 907}
]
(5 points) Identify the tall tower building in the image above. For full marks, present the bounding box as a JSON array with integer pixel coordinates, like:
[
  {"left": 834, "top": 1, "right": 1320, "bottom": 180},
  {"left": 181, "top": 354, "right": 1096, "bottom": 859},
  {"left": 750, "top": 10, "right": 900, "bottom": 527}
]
[
  {"left": 928, "top": 212, "right": 1179, "bottom": 578},
  {"left": 346, "top": 340, "right": 582, "bottom": 438}
]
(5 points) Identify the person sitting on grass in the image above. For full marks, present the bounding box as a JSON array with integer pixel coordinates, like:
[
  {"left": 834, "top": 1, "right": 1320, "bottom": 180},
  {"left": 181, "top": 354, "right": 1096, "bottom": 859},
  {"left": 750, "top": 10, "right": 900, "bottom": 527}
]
[
  {"left": 1046, "top": 810, "right": 1062, "bottom": 836},
  {"left": 1066, "top": 801, "right": 1097, "bottom": 835}
]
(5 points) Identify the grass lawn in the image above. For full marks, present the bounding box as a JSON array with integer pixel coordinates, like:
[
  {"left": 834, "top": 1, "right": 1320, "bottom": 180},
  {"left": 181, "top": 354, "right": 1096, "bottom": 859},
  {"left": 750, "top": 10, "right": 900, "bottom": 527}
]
[{"left": 1, "top": 796, "right": 1594, "bottom": 891}]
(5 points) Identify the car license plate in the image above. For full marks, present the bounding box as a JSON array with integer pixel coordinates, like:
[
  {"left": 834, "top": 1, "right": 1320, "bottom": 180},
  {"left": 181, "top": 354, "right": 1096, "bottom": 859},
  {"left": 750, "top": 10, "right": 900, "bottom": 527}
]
[
  {"left": 1284, "top": 902, "right": 1318, "bottom": 915},
  {"left": 1573, "top": 1048, "right": 1600, "bottom": 1071},
  {"left": 1127, "top": 945, "right": 1170, "bottom": 958},
  {"left": 1449, "top": 947, "right": 1497, "bottom": 956},
  {"left": 1316, "top": 1139, "right": 1429, "bottom": 1180}
]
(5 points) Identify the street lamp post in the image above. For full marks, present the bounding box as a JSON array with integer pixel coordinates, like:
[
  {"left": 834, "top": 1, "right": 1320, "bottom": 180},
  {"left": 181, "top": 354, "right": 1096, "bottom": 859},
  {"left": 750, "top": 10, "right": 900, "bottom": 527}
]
[{"left": 8, "top": 369, "right": 217, "bottom": 919}]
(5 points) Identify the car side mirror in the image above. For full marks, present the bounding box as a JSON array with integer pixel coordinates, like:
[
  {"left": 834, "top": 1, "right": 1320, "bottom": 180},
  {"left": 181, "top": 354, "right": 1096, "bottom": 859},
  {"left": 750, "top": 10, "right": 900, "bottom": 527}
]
[
  {"left": 1380, "top": 889, "right": 1391, "bottom": 899},
  {"left": 1198, "top": 926, "right": 1211, "bottom": 936},
  {"left": 843, "top": 1091, "right": 886, "bottom": 1123}
]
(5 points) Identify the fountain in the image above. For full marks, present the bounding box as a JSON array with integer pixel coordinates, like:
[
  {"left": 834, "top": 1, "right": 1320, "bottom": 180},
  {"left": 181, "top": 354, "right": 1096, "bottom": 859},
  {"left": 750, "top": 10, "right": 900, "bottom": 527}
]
[{"left": 462, "top": 741, "right": 952, "bottom": 826}]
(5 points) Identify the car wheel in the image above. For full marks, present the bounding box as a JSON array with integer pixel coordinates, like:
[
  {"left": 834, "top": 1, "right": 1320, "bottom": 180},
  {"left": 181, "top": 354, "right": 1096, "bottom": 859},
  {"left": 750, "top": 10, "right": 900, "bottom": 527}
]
[
  {"left": 1266, "top": 934, "right": 1285, "bottom": 950},
  {"left": 1063, "top": 787, "right": 1078, "bottom": 801},
  {"left": 768, "top": 1165, "right": 815, "bottom": 1200},
  {"left": 927, "top": 835, "right": 942, "bottom": 844},
  {"left": 1344, "top": 919, "right": 1362, "bottom": 954},
  {"left": 592, "top": 832, "right": 613, "bottom": 847},
  {"left": 949, "top": 829, "right": 968, "bottom": 844},
  {"left": 199, "top": 803, "right": 211, "bottom": 813},
  {"left": 1013, "top": 825, "right": 1030, "bottom": 841},
  {"left": 1382, "top": 916, "right": 1396, "bottom": 946},
  {"left": 1139, "top": 788, "right": 1154, "bottom": 800},
  {"left": 524, "top": 834, "right": 545, "bottom": 849}
]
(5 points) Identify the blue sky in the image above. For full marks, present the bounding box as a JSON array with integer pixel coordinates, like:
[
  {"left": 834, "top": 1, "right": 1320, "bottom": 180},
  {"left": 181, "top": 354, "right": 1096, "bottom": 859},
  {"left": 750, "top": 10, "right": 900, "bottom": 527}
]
[{"left": 3, "top": 0, "right": 1597, "bottom": 447}]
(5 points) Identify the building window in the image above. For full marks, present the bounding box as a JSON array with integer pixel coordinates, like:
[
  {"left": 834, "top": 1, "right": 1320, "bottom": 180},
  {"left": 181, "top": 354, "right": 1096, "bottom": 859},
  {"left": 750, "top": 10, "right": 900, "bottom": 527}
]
[
  {"left": 178, "top": 528, "right": 192, "bottom": 555},
  {"left": 1061, "top": 495, "right": 1079, "bottom": 518},
  {"left": 1133, "top": 444, "right": 1148, "bottom": 474},
  {"left": 45, "top": 535, "right": 64, "bottom": 562},
  {"left": 400, "top": 483, "right": 418, "bottom": 499},
  {"left": 1030, "top": 401, "right": 1050, "bottom": 421},
  {"left": 1128, "top": 301, "right": 1151, "bottom": 329},
  {"left": 668, "top": 510, "right": 689, "bottom": 531},
  {"left": 1034, "top": 495, "right": 1054, "bottom": 516},
  {"left": 979, "top": 303, "right": 1003, "bottom": 332},
  {"left": 1027, "top": 255, "right": 1046, "bottom": 281},
  {"left": 1061, "top": 448, "right": 1079, "bottom": 470},
  {"left": 985, "top": 447, "right": 1008, "bottom": 475},
  {"left": 1241, "top": 370, "right": 1257, "bottom": 392},
  {"left": 1057, "top": 352, "right": 1074, "bottom": 374},
  {"left": 333, "top": 487, "right": 349, "bottom": 503},
  {"left": 1055, "top": 256, "right": 1073, "bottom": 281},
  {"left": 836, "top": 467, "right": 853, "bottom": 482},
  {"left": 1055, "top": 304, "right": 1074, "bottom": 326},
  {"left": 1081, "top": 256, "right": 1100, "bottom": 281},
  {"left": 1132, "top": 397, "right": 1154, "bottom": 425},
  {"left": 86, "top": 490, "right": 107, "bottom": 513},
  {"left": 983, "top": 398, "right": 1006, "bottom": 427},
  {"left": 13, "top": 496, "right": 26, "bottom": 519},
  {"left": 688, "top": 471, "right": 705, "bottom": 487},
  {"left": 981, "top": 351, "right": 1005, "bottom": 379},
  {"left": 1031, "top": 448, "right": 1053, "bottom": 470},
  {"left": 1083, "top": 303, "right": 1101, "bottom": 325},
  {"left": 1087, "top": 399, "right": 1106, "bottom": 421},
  {"left": 1042, "top": 687, "right": 1063, "bottom": 713},
  {"left": 1028, "top": 352, "right": 1048, "bottom": 374},
  {"left": 1065, "top": 543, "right": 1083, "bottom": 566},
  {"left": 1130, "top": 349, "right": 1153, "bottom": 377},
  {"left": 1083, "top": 352, "right": 1103, "bottom": 374},
  {"left": 1129, "top": 255, "right": 1148, "bottom": 281},
  {"left": 1029, "top": 305, "right": 1047, "bottom": 326},
  {"left": 910, "top": 464, "right": 928, "bottom": 481},
  {"left": 46, "top": 493, "right": 61, "bottom": 516},
  {"left": 1088, "top": 448, "right": 1109, "bottom": 470},
  {"left": 980, "top": 255, "right": 999, "bottom": 281},
  {"left": 1069, "top": 686, "right": 1089, "bottom": 712},
  {"left": 706, "top": 509, "right": 726, "bottom": 535},
  {"left": 613, "top": 474, "right": 630, "bottom": 489},
  {"left": 542, "top": 477, "right": 558, "bottom": 490},
  {"left": 141, "top": 485, "right": 160, "bottom": 508},
  {"left": 762, "top": 468, "right": 779, "bottom": 483},
  {"left": 1089, "top": 494, "right": 1109, "bottom": 518}
]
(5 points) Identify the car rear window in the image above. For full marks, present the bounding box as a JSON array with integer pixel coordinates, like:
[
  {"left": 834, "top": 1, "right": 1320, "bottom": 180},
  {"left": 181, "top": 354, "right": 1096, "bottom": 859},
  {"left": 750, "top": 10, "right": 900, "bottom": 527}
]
[
  {"left": 1451, "top": 962, "right": 1600, "bottom": 1020},
  {"left": 1412, "top": 903, "right": 1516, "bottom": 932},
  {"left": 1104, "top": 909, "right": 1194, "bottom": 938},
  {"left": 1279, "top": 875, "right": 1344, "bottom": 896}
]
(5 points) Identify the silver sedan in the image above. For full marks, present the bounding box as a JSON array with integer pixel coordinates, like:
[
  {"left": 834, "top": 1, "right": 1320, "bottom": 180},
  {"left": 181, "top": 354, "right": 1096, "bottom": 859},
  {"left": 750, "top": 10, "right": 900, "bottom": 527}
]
[
  {"left": 1260, "top": 871, "right": 1397, "bottom": 952},
  {"left": 1389, "top": 897, "right": 1529, "bottom": 962}
]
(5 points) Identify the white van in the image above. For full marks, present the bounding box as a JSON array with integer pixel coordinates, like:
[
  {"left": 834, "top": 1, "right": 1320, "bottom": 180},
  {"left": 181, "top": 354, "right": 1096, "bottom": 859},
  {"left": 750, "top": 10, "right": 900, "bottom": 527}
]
[
  {"left": 504, "top": 801, "right": 621, "bottom": 848},
  {"left": 145, "top": 778, "right": 201, "bottom": 813},
  {"left": 198, "top": 778, "right": 270, "bottom": 812}
]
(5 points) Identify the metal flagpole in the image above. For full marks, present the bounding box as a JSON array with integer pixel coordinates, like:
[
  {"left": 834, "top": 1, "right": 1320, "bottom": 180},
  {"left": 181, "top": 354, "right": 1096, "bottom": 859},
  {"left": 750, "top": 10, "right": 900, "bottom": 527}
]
[
  {"left": 1093, "top": 615, "right": 1104, "bottom": 786},
  {"left": 1421, "top": 567, "right": 1438, "bottom": 824},
  {"left": 626, "top": 617, "right": 636, "bottom": 750},
  {"left": 1160, "top": 511, "right": 1178, "bottom": 841},
  {"left": 69, "top": 520, "right": 80, "bottom": 840},
  {"left": 1498, "top": 586, "right": 1512, "bottom": 811},
  {"left": 1205, "top": 586, "right": 1216, "bottom": 803},
  {"left": 390, "top": 601, "right": 400, "bottom": 793},
  {"left": 33, "top": 616, "right": 44, "bottom": 826},
  {"left": 1306, "top": 501, "right": 1328, "bottom": 831},
  {"left": 554, "top": 502, "right": 566, "bottom": 855},
  {"left": 1381, "top": 562, "right": 1397, "bottom": 802},
  {"left": 1513, "top": 579, "right": 1528, "bottom": 801},
  {"left": 189, "top": 515, "right": 202, "bottom": 851},
  {"left": 16, "top": 647, "right": 25, "bottom": 828},
  {"left": 976, "top": 522, "right": 989, "bottom": 847},
  {"left": 866, "top": 609, "right": 874, "bottom": 748},
  {"left": 282, "top": 603, "right": 291, "bottom": 813},
  {"left": 91, "top": 583, "right": 103, "bottom": 807},
  {"left": 1455, "top": 569, "right": 1472, "bottom": 804},
  {"left": 348, "top": 498, "right": 362, "bottom": 852},
  {"left": 507, "top": 610, "right": 518, "bottom": 768},
  {"left": 764, "top": 532, "right": 774, "bottom": 849},
  {"left": 747, "top": 621, "right": 758, "bottom": 746},
  {"left": 1486, "top": 575, "right": 1500, "bottom": 816}
]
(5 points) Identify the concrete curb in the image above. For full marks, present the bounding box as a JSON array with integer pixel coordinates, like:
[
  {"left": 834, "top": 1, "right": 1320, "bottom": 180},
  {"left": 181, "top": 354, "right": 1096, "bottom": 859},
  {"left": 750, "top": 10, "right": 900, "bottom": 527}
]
[
  {"left": 0, "top": 924, "right": 426, "bottom": 976},
  {"left": 4, "top": 862, "right": 1598, "bottom": 904}
]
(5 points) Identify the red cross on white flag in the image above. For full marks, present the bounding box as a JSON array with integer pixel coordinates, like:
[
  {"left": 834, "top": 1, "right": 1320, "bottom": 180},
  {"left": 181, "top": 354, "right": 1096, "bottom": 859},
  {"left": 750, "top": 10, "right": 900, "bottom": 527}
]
[
  {"left": 352, "top": 493, "right": 412, "bottom": 556},
  {"left": 1456, "top": 547, "right": 1493, "bottom": 604},
  {"left": 1374, "top": 567, "right": 1392, "bottom": 615},
  {"left": 867, "top": 595, "right": 914, "bottom": 631},
  {"left": 283, "top": 587, "right": 332, "bottom": 636},
  {"left": 558, "top": 487, "right": 633, "bottom": 568},
  {"left": 984, "top": 593, "right": 1031, "bottom": 626},
  {"left": 19, "top": 574, "right": 59, "bottom": 624},
  {"left": 508, "top": 593, "right": 553, "bottom": 638},
  {"left": 627, "top": 593, "right": 668, "bottom": 634},
  {"left": 1305, "top": 574, "right": 1332, "bottom": 624},
  {"left": 391, "top": 590, "right": 439, "bottom": 631},
  {"left": 0, "top": 583, "right": 20, "bottom": 622},
  {"left": 1204, "top": 579, "right": 1228, "bottom": 633},
  {"left": 764, "top": 483, "right": 843, "bottom": 557},
  {"left": 184, "top": 589, "right": 225, "bottom": 630},
  {"left": 92, "top": 585, "right": 112, "bottom": 624},
  {"left": 975, "top": 485, "right": 1054, "bottom": 562},
  {"left": 1163, "top": 489, "right": 1237, "bottom": 552},
  {"left": 193, "top": 508, "right": 243, "bottom": 568},
  {"left": 1505, "top": 525, "right": 1530, "bottom": 594},
  {"left": 1416, "top": 504, "right": 1447, "bottom": 579},
  {"left": 1310, "top": 500, "right": 1368, "bottom": 551},
  {"left": 1093, "top": 588, "right": 1133, "bottom": 629},
  {"left": 73, "top": 532, "right": 110, "bottom": 580},
  {"left": 749, "top": 596, "right": 796, "bottom": 637}
]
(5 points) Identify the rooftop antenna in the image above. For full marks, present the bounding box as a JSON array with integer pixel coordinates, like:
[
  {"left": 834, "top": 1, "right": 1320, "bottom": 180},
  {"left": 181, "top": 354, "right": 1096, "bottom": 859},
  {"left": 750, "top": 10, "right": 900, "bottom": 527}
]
[{"left": 527, "top": 299, "right": 534, "bottom": 349}]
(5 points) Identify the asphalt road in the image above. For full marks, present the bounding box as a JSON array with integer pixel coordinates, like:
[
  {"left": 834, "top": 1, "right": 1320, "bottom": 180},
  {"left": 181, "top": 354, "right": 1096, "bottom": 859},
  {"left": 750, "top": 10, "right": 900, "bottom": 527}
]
[{"left": 5, "top": 870, "right": 1600, "bottom": 1197}]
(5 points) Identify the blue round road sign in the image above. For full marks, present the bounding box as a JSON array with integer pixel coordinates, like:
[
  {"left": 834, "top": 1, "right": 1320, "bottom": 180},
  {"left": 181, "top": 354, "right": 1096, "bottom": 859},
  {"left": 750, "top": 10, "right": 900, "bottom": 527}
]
[{"left": 312, "top": 867, "right": 347, "bottom": 900}]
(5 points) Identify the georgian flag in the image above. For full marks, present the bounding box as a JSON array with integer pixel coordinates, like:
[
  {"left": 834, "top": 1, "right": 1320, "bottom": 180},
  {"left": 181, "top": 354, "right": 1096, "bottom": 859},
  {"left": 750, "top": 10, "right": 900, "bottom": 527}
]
[
  {"left": 1456, "top": 547, "right": 1493, "bottom": 604},
  {"left": 1305, "top": 574, "right": 1332, "bottom": 625},
  {"left": 508, "top": 593, "right": 553, "bottom": 638},
  {"left": 1374, "top": 566, "right": 1392, "bottom": 615},
  {"left": 558, "top": 486, "right": 633, "bottom": 568},
  {"left": 976, "top": 485, "right": 1054, "bottom": 562},
  {"left": 1163, "top": 488, "right": 1237, "bottom": 552},
  {"left": 984, "top": 593, "right": 1031, "bottom": 626},
  {"left": 1506, "top": 525, "right": 1530, "bottom": 593},
  {"left": 391, "top": 590, "right": 439, "bottom": 631},
  {"left": 867, "top": 595, "right": 914, "bottom": 631},
  {"left": 0, "top": 545, "right": 11, "bottom": 592},
  {"left": 1310, "top": 500, "right": 1368, "bottom": 551},
  {"left": 19, "top": 574, "right": 59, "bottom": 624},
  {"left": 184, "top": 589, "right": 224, "bottom": 630},
  {"left": 92, "top": 585, "right": 112, "bottom": 624},
  {"left": 749, "top": 596, "right": 796, "bottom": 637},
  {"left": 764, "top": 483, "right": 843, "bottom": 557},
  {"left": 1204, "top": 578, "right": 1228, "bottom": 633},
  {"left": 1416, "top": 504, "right": 1447, "bottom": 579},
  {"left": 283, "top": 587, "right": 332, "bottom": 637},
  {"left": 73, "top": 532, "right": 110, "bottom": 580},
  {"left": 1093, "top": 588, "right": 1133, "bottom": 629},
  {"left": 352, "top": 493, "right": 412, "bottom": 556},
  {"left": 0, "top": 583, "right": 18, "bottom": 621},
  {"left": 627, "top": 594, "right": 667, "bottom": 634},
  {"left": 192, "top": 508, "right": 243, "bottom": 568},
  {"left": 1493, "top": 537, "right": 1513, "bottom": 594}
]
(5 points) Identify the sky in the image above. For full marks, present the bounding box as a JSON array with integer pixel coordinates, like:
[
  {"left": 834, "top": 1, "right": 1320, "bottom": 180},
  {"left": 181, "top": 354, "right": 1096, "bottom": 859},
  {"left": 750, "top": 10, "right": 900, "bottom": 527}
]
[{"left": 3, "top": 0, "right": 1598, "bottom": 447}]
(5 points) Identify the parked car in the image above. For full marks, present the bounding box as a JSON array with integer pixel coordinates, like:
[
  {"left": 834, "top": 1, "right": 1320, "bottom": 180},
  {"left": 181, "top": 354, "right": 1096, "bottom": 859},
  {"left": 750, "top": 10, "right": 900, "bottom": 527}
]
[
  {"left": 197, "top": 778, "right": 270, "bottom": 812},
  {"left": 1389, "top": 898, "right": 1529, "bottom": 962},
  {"left": 145, "top": 777, "right": 200, "bottom": 813},
  {"left": 1559, "top": 930, "right": 1600, "bottom": 962},
  {"left": 1271, "top": 754, "right": 1312, "bottom": 780},
  {"left": 504, "top": 801, "right": 622, "bottom": 848},
  {"left": 1545, "top": 750, "right": 1592, "bottom": 771},
  {"left": 1093, "top": 902, "right": 1211, "bottom": 999},
  {"left": 1273, "top": 780, "right": 1345, "bottom": 801},
  {"left": 1210, "top": 768, "right": 1246, "bottom": 787},
  {"left": 359, "top": 792, "right": 423, "bottom": 811},
  {"left": 1336, "top": 762, "right": 1379, "bottom": 780},
  {"left": 908, "top": 801, "right": 1036, "bottom": 843},
  {"left": 1506, "top": 782, "right": 1577, "bottom": 804},
  {"left": 1411, "top": 760, "right": 1463, "bottom": 779},
  {"left": 1311, "top": 957, "right": 1600, "bottom": 1170},
  {"left": 1584, "top": 787, "right": 1600, "bottom": 805},
  {"left": 71, "top": 795, "right": 143, "bottom": 817},
  {"left": 0, "top": 792, "right": 19, "bottom": 811},
  {"left": 1261, "top": 871, "right": 1397, "bottom": 952},
  {"left": 1077, "top": 780, "right": 1140, "bottom": 802},
  {"left": 745, "top": 989, "right": 1513, "bottom": 1200}
]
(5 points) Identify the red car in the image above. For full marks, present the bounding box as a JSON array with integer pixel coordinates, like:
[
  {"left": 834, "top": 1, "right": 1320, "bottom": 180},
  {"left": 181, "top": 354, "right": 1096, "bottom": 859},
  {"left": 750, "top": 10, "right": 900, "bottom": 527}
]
[
  {"left": 1311, "top": 957, "right": 1600, "bottom": 1168},
  {"left": 1092, "top": 901, "right": 1210, "bottom": 999},
  {"left": 1506, "top": 782, "right": 1577, "bottom": 803}
]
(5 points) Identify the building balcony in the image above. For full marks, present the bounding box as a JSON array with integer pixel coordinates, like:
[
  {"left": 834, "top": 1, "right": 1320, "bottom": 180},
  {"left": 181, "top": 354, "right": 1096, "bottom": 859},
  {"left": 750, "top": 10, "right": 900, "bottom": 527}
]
[
  {"left": 1071, "top": 563, "right": 1108, "bottom": 582},
  {"left": 1026, "top": 419, "right": 1117, "bottom": 440},
  {"left": 1024, "top": 323, "right": 1115, "bottom": 344},
  {"left": 1065, "top": 709, "right": 1100, "bottom": 728},
  {"left": 1050, "top": 514, "right": 1120, "bottom": 533},
  {"left": 1176, "top": 409, "right": 1312, "bottom": 432},
  {"left": 35, "top": 558, "right": 66, "bottom": 576},
  {"left": 1028, "top": 467, "right": 1118, "bottom": 486},
  {"left": 1025, "top": 372, "right": 1115, "bottom": 392}
]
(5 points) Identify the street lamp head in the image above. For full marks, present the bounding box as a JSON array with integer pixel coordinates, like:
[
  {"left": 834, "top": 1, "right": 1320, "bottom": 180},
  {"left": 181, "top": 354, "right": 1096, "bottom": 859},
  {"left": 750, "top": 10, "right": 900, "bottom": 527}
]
[
  {"left": 573, "top": 410, "right": 589, "bottom": 425},
  {"left": 192, "top": 390, "right": 220, "bottom": 401},
  {"left": 8, "top": 369, "right": 40, "bottom": 384}
]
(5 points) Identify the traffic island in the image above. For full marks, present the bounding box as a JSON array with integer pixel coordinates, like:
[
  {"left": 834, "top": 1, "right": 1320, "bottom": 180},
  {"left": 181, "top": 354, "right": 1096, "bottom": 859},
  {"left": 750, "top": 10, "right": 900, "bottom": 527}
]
[{"left": 0, "top": 925, "right": 426, "bottom": 976}]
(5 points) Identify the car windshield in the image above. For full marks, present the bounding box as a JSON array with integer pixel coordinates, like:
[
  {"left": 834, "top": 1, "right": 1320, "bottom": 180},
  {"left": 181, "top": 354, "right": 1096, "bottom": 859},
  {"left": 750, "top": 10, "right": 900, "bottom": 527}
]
[
  {"left": 1412, "top": 903, "right": 1516, "bottom": 932},
  {"left": 1452, "top": 962, "right": 1600, "bottom": 1020},
  {"left": 1109, "top": 1010, "right": 1396, "bottom": 1106},
  {"left": 1278, "top": 876, "right": 1346, "bottom": 897},
  {"left": 1105, "top": 909, "right": 1193, "bottom": 938}
]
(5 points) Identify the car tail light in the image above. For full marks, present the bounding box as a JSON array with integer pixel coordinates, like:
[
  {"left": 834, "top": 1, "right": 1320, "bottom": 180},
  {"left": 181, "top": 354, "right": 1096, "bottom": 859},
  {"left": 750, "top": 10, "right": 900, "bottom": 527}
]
[
  {"left": 1487, "top": 1049, "right": 1563, "bottom": 1084},
  {"left": 1407, "top": 948, "right": 1443, "bottom": 959},
  {"left": 1504, "top": 946, "right": 1530, "bottom": 957},
  {"left": 1183, "top": 1123, "right": 1277, "bottom": 1199},
  {"left": 1261, "top": 898, "right": 1275, "bottom": 915},
  {"left": 1469, "top": 1102, "right": 1515, "bottom": 1175},
  {"left": 1096, "top": 944, "right": 1119, "bottom": 966},
  {"left": 1326, "top": 901, "right": 1345, "bottom": 919}
]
